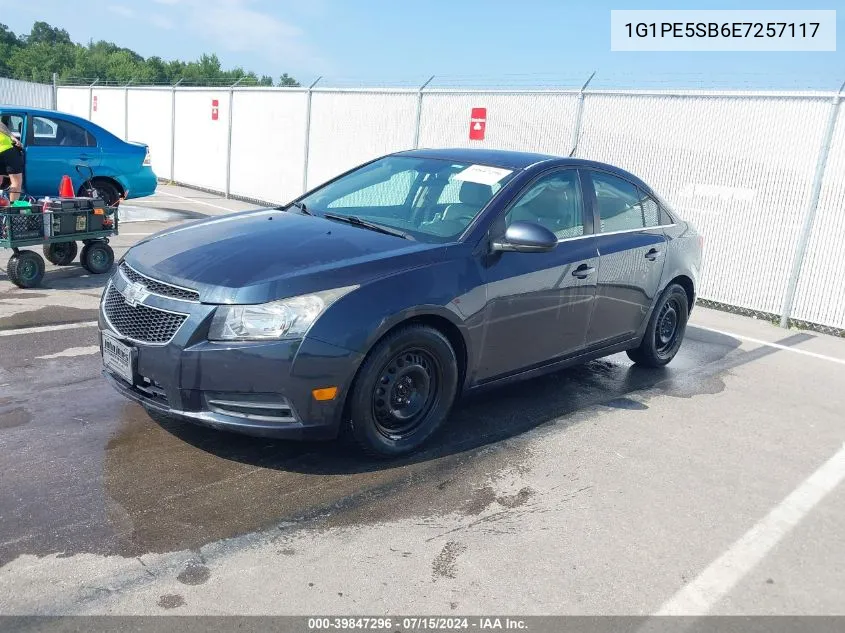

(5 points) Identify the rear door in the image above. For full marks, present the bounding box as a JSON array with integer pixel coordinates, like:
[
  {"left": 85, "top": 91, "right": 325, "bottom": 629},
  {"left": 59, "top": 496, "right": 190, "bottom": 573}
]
[
  {"left": 583, "top": 170, "right": 667, "bottom": 347},
  {"left": 477, "top": 168, "right": 598, "bottom": 381},
  {"left": 24, "top": 113, "right": 101, "bottom": 197}
]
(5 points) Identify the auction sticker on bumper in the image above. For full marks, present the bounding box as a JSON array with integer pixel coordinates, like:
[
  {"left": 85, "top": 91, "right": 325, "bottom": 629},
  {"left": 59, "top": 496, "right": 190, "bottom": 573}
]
[{"left": 103, "top": 332, "right": 134, "bottom": 384}]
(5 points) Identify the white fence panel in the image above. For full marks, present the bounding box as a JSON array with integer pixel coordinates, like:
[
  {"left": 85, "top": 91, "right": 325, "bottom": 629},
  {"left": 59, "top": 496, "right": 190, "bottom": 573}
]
[
  {"left": 172, "top": 89, "right": 229, "bottom": 192},
  {"left": 0, "top": 77, "right": 52, "bottom": 108},
  {"left": 419, "top": 92, "right": 581, "bottom": 154},
  {"left": 56, "top": 87, "right": 90, "bottom": 118},
  {"left": 307, "top": 91, "right": 417, "bottom": 189},
  {"left": 791, "top": 105, "right": 845, "bottom": 329},
  {"left": 90, "top": 88, "right": 126, "bottom": 138},
  {"left": 576, "top": 93, "right": 831, "bottom": 316},
  {"left": 127, "top": 89, "right": 173, "bottom": 179},
  {"left": 230, "top": 90, "right": 308, "bottom": 204}
]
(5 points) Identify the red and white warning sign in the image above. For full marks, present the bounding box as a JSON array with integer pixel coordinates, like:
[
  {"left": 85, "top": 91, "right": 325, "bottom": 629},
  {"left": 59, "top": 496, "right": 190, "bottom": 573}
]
[
  {"left": 92, "top": 95, "right": 98, "bottom": 112},
  {"left": 469, "top": 107, "right": 486, "bottom": 140},
  {"left": 211, "top": 99, "right": 219, "bottom": 121}
]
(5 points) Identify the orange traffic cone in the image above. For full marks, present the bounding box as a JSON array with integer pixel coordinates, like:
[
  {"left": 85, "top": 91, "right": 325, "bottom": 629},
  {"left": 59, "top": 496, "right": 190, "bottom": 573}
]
[{"left": 58, "top": 175, "right": 74, "bottom": 198}]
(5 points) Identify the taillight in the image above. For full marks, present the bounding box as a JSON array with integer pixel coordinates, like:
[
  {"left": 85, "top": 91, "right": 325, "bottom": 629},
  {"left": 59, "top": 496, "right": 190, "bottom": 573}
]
[{"left": 143, "top": 148, "right": 151, "bottom": 166}]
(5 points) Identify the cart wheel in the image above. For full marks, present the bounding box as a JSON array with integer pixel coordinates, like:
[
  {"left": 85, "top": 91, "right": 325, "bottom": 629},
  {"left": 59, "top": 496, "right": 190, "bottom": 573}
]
[
  {"left": 7, "top": 251, "right": 46, "bottom": 288},
  {"left": 43, "top": 241, "right": 79, "bottom": 266},
  {"left": 81, "top": 242, "right": 115, "bottom": 274}
]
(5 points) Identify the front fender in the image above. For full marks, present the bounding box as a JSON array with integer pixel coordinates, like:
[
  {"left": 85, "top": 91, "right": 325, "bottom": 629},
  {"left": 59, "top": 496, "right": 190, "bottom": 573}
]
[{"left": 305, "top": 252, "right": 486, "bottom": 376}]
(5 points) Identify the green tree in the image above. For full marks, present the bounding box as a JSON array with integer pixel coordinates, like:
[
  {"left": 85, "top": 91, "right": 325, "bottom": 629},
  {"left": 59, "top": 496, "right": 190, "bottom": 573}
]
[{"left": 0, "top": 21, "right": 298, "bottom": 88}]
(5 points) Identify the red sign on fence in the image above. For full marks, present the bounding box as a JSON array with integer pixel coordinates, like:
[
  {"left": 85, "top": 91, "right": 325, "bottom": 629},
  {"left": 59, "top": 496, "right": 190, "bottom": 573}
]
[
  {"left": 211, "top": 99, "right": 219, "bottom": 121},
  {"left": 469, "top": 107, "right": 486, "bottom": 140},
  {"left": 92, "top": 95, "right": 98, "bottom": 112}
]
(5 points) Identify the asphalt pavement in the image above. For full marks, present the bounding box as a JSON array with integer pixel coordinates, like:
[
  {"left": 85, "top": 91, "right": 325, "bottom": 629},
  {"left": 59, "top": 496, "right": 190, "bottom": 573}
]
[{"left": 0, "top": 186, "right": 843, "bottom": 615}]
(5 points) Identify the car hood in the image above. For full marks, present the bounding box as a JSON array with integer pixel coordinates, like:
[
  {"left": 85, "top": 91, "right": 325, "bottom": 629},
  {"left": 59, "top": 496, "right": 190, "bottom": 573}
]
[{"left": 124, "top": 209, "right": 446, "bottom": 304}]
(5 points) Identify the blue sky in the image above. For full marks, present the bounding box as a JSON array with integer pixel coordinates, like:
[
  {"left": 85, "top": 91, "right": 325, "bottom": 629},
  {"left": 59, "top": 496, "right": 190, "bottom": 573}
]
[{"left": 7, "top": 0, "right": 844, "bottom": 89}]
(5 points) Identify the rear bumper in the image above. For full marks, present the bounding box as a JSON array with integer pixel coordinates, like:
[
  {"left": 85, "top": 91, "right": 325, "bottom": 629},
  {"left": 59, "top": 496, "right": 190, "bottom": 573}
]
[{"left": 122, "top": 167, "right": 158, "bottom": 199}]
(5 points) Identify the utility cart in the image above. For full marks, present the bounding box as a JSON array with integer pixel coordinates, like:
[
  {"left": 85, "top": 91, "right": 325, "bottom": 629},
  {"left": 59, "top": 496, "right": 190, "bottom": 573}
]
[{"left": 1, "top": 197, "right": 117, "bottom": 288}]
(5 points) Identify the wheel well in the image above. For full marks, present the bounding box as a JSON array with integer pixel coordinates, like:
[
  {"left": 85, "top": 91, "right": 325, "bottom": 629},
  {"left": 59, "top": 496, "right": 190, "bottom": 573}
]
[
  {"left": 86, "top": 177, "right": 124, "bottom": 197},
  {"left": 669, "top": 275, "right": 696, "bottom": 313},
  {"left": 340, "top": 314, "right": 470, "bottom": 422}
]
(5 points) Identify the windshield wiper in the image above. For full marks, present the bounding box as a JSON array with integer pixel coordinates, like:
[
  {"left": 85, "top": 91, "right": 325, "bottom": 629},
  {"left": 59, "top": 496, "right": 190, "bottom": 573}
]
[
  {"left": 322, "top": 213, "right": 414, "bottom": 240},
  {"left": 285, "top": 201, "right": 312, "bottom": 215}
]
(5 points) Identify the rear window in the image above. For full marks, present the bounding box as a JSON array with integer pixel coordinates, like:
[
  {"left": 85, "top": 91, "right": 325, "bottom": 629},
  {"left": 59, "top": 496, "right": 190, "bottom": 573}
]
[{"left": 30, "top": 116, "right": 97, "bottom": 148}]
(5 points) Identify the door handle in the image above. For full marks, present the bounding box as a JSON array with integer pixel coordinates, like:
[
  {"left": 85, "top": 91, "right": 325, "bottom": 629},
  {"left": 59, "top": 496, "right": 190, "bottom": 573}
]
[
  {"left": 645, "top": 248, "right": 663, "bottom": 261},
  {"left": 572, "top": 264, "right": 595, "bottom": 279}
]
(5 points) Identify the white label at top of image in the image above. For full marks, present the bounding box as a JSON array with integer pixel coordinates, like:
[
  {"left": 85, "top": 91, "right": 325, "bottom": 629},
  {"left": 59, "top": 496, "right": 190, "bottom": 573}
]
[
  {"left": 454, "top": 165, "right": 513, "bottom": 186},
  {"left": 611, "top": 10, "right": 836, "bottom": 52}
]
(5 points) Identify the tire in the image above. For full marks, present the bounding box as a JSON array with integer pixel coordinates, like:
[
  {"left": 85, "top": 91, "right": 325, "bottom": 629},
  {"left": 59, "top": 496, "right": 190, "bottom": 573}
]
[
  {"left": 80, "top": 241, "right": 115, "bottom": 274},
  {"left": 43, "top": 241, "right": 78, "bottom": 266},
  {"left": 627, "top": 283, "right": 689, "bottom": 368},
  {"left": 346, "top": 325, "right": 459, "bottom": 458},
  {"left": 7, "top": 250, "right": 45, "bottom": 288},
  {"left": 91, "top": 180, "right": 121, "bottom": 208}
]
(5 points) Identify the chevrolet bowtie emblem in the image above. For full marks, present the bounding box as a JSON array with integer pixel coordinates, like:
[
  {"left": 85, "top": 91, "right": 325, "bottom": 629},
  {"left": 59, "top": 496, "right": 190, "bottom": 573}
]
[{"left": 121, "top": 281, "right": 150, "bottom": 307}]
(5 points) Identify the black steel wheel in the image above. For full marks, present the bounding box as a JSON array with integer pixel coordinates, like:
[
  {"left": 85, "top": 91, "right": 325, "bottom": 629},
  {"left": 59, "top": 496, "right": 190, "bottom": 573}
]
[
  {"left": 627, "top": 283, "right": 689, "bottom": 368},
  {"left": 347, "top": 325, "right": 459, "bottom": 458},
  {"left": 80, "top": 241, "right": 115, "bottom": 274},
  {"left": 7, "top": 250, "right": 46, "bottom": 288},
  {"left": 43, "top": 241, "right": 78, "bottom": 266}
]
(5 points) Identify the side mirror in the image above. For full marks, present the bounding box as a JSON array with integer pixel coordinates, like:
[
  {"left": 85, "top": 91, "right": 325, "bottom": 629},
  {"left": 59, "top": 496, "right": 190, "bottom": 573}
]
[{"left": 491, "top": 221, "right": 558, "bottom": 253}]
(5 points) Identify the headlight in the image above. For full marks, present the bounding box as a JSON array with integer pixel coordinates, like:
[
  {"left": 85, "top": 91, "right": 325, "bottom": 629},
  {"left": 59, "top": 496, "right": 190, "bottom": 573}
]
[{"left": 208, "top": 285, "right": 358, "bottom": 341}]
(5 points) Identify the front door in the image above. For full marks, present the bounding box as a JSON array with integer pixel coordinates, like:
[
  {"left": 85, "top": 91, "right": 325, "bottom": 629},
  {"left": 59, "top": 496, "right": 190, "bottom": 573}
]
[
  {"left": 24, "top": 114, "right": 101, "bottom": 197},
  {"left": 583, "top": 170, "right": 667, "bottom": 347},
  {"left": 477, "top": 168, "right": 598, "bottom": 382}
]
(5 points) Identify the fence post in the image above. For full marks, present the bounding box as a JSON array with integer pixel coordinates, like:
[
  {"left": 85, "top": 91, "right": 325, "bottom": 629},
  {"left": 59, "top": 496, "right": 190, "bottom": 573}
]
[
  {"left": 88, "top": 78, "right": 99, "bottom": 120},
  {"left": 51, "top": 73, "right": 58, "bottom": 110},
  {"left": 413, "top": 76, "right": 435, "bottom": 149},
  {"left": 123, "top": 78, "right": 133, "bottom": 141},
  {"left": 779, "top": 82, "right": 844, "bottom": 328},
  {"left": 170, "top": 79, "right": 183, "bottom": 182},
  {"left": 224, "top": 78, "right": 245, "bottom": 199},
  {"left": 569, "top": 71, "right": 596, "bottom": 157},
  {"left": 302, "top": 76, "right": 322, "bottom": 194}
]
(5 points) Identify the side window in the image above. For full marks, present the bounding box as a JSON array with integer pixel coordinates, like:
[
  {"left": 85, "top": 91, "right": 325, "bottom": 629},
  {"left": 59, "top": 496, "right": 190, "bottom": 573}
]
[
  {"left": 590, "top": 172, "right": 645, "bottom": 233},
  {"left": 30, "top": 116, "right": 96, "bottom": 148},
  {"left": 328, "top": 170, "right": 417, "bottom": 209},
  {"left": 505, "top": 170, "right": 584, "bottom": 239},
  {"left": 639, "top": 191, "right": 660, "bottom": 228},
  {"left": 1, "top": 114, "right": 24, "bottom": 139}
]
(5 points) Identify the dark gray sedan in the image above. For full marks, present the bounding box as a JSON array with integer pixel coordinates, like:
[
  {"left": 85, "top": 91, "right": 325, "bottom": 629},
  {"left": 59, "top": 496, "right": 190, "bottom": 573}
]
[{"left": 100, "top": 148, "right": 702, "bottom": 456}]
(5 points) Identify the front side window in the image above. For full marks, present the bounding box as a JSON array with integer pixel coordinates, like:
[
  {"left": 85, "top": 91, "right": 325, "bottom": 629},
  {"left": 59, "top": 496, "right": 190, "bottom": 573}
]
[
  {"left": 299, "top": 156, "right": 516, "bottom": 243},
  {"left": 1, "top": 114, "right": 24, "bottom": 139},
  {"left": 505, "top": 170, "right": 584, "bottom": 239},
  {"left": 590, "top": 171, "right": 645, "bottom": 233},
  {"left": 30, "top": 116, "right": 96, "bottom": 148}
]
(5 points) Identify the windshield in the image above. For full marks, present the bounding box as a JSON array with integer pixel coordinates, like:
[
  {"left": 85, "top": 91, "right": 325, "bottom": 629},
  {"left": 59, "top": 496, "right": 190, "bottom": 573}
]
[{"left": 297, "top": 156, "right": 516, "bottom": 243}]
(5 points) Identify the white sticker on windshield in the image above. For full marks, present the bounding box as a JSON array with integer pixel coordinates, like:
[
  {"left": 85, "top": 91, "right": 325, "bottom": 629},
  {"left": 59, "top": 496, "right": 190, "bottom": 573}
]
[{"left": 453, "top": 164, "right": 513, "bottom": 186}]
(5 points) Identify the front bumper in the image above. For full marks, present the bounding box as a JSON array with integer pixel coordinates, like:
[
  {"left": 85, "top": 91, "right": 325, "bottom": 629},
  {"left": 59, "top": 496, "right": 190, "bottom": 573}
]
[{"left": 99, "top": 270, "right": 363, "bottom": 440}]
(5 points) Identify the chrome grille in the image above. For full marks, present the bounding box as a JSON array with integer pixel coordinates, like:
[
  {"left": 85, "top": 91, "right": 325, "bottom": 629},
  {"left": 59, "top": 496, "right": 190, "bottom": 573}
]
[
  {"left": 103, "top": 284, "right": 188, "bottom": 345},
  {"left": 119, "top": 262, "right": 200, "bottom": 302}
]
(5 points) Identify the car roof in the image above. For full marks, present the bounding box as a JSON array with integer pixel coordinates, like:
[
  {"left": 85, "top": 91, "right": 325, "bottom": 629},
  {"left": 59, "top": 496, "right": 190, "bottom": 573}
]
[{"left": 394, "top": 148, "right": 653, "bottom": 192}]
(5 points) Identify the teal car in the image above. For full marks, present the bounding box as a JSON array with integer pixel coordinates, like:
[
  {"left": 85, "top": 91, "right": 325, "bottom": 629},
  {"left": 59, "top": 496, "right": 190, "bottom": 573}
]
[{"left": 0, "top": 105, "right": 156, "bottom": 207}]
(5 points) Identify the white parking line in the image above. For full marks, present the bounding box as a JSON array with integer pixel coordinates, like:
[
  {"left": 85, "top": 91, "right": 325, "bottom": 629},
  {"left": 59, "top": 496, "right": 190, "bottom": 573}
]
[
  {"left": 656, "top": 442, "right": 845, "bottom": 615},
  {"left": 156, "top": 190, "right": 239, "bottom": 213},
  {"left": 0, "top": 321, "right": 98, "bottom": 337},
  {"left": 36, "top": 345, "right": 100, "bottom": 360},
  {"left": 693, "top": 325, "right": 845, "bottom": 366}
]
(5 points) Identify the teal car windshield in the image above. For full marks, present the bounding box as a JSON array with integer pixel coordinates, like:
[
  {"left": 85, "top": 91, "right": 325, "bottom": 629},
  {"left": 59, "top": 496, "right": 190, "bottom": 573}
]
[{"left": 298, "top": 156, "right": 516, "bottom": 243}]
